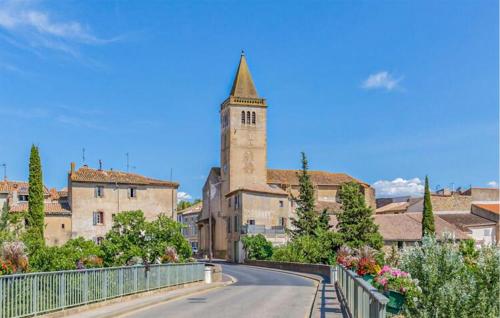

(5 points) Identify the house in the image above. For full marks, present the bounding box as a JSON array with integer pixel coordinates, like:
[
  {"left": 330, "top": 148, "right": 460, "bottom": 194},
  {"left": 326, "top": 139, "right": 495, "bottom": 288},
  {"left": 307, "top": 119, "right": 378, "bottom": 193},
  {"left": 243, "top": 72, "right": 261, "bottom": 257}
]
[
  {"left": 177, "top": 201, "right": 202, "bottom": 254},
  {"left": 438, "top": 212, "right": 496, "bottom": 246},
  {"left": 471, "top": 203, "right": 500, "bottom": 245}
]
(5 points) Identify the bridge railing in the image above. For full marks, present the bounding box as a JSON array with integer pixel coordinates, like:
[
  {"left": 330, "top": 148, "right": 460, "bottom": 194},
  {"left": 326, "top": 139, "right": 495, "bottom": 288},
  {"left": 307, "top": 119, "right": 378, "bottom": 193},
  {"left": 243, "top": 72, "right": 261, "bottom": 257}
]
[
  {"left": 336, "top": 265, "right": 388, "bottom": 318},
  {"left": 0, "top": 262, "right": 204, "bottom": 318}
]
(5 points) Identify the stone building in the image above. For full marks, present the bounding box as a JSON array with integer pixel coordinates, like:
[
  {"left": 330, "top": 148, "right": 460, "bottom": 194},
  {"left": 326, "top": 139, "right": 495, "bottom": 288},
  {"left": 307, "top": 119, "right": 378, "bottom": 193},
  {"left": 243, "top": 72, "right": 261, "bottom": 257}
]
[
  {"left": 198, "top": 53, "right": 375, "bottom": 262},
  {"left": 177, "top": 201, "right": 202, "bottom": 253},
  {"left": 69, "top": 163, "right": 178, "bottom": 243}
]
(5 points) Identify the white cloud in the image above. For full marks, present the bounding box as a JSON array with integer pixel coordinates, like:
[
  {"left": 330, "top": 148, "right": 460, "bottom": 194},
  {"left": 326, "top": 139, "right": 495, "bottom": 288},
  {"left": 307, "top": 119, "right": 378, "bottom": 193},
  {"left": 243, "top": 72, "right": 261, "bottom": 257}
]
[
  {"left": 362, "top": 71, "right": 402, "bottom": 91},
  {"left": 0, "top": 0, "right": 117, "bottom": 56},
  {"left": 373, "top": 177, "right": 424, "bottom": 198},
  {"left": 487, "top": 181, "right": 498, "bottom": 188},
  {"left": 177, "top": 192, "right": 193, "bottom": 203}
]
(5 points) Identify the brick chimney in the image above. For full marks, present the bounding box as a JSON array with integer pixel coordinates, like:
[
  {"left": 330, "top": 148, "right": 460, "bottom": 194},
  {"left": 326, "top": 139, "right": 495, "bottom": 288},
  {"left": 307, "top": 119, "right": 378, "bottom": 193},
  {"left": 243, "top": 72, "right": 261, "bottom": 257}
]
[{"left": 70, "top": 162, "right": 75, "bottom": 174}]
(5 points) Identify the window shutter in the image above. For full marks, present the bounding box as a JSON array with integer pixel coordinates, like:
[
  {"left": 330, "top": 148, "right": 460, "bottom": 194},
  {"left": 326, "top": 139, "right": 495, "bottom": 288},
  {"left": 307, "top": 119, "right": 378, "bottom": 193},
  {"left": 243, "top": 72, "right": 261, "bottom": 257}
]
[
  {"left": 94, "top": 187, "right": 98, "bottom": 198},
  {"left": 93, "top": 212, "right": 96, "bottom": 225}
]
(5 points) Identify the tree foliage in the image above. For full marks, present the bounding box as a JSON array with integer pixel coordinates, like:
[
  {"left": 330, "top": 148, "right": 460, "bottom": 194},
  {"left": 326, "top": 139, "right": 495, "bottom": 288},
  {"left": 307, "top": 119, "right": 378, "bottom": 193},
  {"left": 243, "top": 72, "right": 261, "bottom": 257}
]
[
  {"left": 242, "top": 234, "right": 273, "bottom": 260},
  {"left": 100, "top": 210, "right": 191, "bottom": 266},
  {"left": 177, "top": 199, "right": 201, "bottom": 211},
  {"left": 290, "top": 152, "right": 323, "bottom": 238},
  {"left": 26, "top": 145, "right": 45, "bottom": 250},
  {"left": 336, "top": 182, "right": 382, "bottom": 249},
  {"left": 399, "top": 236, "right": 500, "bottom": 317},
  {"left": 421, "top": 175, "right": 435, "bottom": 237}
]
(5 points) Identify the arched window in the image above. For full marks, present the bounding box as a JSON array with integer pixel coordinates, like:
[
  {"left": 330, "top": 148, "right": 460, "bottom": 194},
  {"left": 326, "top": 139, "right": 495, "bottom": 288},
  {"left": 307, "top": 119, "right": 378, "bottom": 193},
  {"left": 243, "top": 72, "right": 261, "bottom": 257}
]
[
  {"left": 247, "top": 111, "right": 251, "bottom": 124},
  {"left": 241, "top": 111, "right": 245, "bottom": 124},
  {"left": 252, "top": 112, "right": 256, "bottom": 124}
]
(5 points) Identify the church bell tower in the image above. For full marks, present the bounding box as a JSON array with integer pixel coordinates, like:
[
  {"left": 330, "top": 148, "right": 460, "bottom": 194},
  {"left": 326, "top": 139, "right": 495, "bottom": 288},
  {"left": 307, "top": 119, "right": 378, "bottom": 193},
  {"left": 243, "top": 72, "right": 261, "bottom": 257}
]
[{"left": 220, "top": 52, "right": 268, "bottom": 192}]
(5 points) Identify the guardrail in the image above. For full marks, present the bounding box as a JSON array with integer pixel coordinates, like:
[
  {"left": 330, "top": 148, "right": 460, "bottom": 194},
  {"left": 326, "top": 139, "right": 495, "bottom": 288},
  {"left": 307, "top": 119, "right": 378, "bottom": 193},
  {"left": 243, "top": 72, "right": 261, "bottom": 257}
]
[
  {"left": 0, "top": 262, "right": 204, "bottom": 318},
  {"left": 336, "top": 265, "right": 388, "bottom": 318},
  {"left": 240, "top": 225, "right": 285, "bottom": 235}
]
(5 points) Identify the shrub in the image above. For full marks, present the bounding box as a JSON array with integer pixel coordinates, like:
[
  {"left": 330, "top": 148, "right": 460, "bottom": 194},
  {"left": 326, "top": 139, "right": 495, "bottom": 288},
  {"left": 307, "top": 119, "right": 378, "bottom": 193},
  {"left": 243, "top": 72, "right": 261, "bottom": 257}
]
[
  {"left": 242, "top": 234, "right": 273, "bottom": 260},
  {"left": 2, "top": 241, "right": 28, "bottom": 273},
  {"left": 399, "top": 236, "right": 500, "bottom": 318}
]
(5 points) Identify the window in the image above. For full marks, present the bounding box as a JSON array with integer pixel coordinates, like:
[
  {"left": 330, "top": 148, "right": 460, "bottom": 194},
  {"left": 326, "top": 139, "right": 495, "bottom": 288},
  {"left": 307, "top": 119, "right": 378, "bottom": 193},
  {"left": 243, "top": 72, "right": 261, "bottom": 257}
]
[
  {"left": 279, "top": 200, "right": 284, "bottom": 208},
  {"left": 397, "top": 241, "right": 404, "bottom": 249},
  {"left": 112, "top": 213, "right": 116, "bottom": 221},
  {"left": 18, "top": 195, "right": 28, "bottom": 202},
  {"left": 234, "top": 195, "right": 240, "bottom": 208},
  {"left": 228, "top": 198, "right": 231, "bottom": 208},
  {"left": 95, "top": 186, "right": 104, "bottom": 198},
  {"left": 248, "top": 219, "right": 255, "bottom": 225},
  {"left": 128, "top": 187, "right": 137, "bottom": 198},
  {"left": 227, "top": 219, "right": 231, "bottom": 233},
  {"left": 61, "top": 223, "right": 65, "bottom": 229},
  {"left": 246, "top": 111, "right": 251, "bottom": 124},
  {"left": 95, "top": 237, "right": 104, "bottom": 245},
  {"left": 241, "top": 111, "right": 245, "bottom": 124},
  {"left": 234, "top": 215, "right": 239, "bottom": 233},
  {"left": 279, "top": 217, "right": 287, "bottom": 227},
  {"left": 252, "top": 112, "right": 256, "bottom": 124},
  {"left": 93, "top": 211, "right": 104, "bottom": 225},
  {"left": 484, "top": 228, "right": 491, "bottom": 236}
]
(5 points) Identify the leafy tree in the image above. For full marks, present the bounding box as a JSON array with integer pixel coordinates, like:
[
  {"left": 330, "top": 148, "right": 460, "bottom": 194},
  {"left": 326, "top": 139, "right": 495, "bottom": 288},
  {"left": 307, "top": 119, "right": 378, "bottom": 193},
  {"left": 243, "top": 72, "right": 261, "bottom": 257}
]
[
  {"left": 100, "top": 210, "right": 191, "bottom": 266},
  {"left": 242, "top": 234, "right": 273, "bottom": 260},
  {"left": 0, "top": 204, "right": 24, "bottom": 244},
  {"left": 421, "top": 175, "right": 435, "bottom": 237},
  {"left": 26, "top": 145, "right": 45, "bottom": 250},
  {"left": 177, "top": 199, "right": 201, "bottom": 211},
  {"left": 336, "top": 182, "right": 382, "bottom": 249},
  {"left": 291, "top": 152, "right": 321, "bottom": 238}
]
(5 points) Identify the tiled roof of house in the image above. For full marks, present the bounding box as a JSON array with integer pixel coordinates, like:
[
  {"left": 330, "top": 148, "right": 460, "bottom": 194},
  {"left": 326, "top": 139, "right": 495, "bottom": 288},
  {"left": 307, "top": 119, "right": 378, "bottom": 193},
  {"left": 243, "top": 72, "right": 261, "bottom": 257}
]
[
  {"left": 10, "top": 202, "right": 71, "bottom": 214},
  {"left": 438, "top": 213, "right": 496, "bottom": 230},
  {"left": 375, "top": 202, "right": 409, "bottom": 214},
  {"left": 373, "top": 213, "right": 470, "bottom": 241},
  {"left": 0, "top": 180, "right": 49, "bottom": 195},
  {"left": 70, "top": 166, "right": 179, "bottom": 188},
  {"left": 267, "top": 169, "right": 368, "bottom": 186},
  {"left": 177, "top": 201, "right": 203, "bottom": 215},
  {"left": 473, "top": 203, "right": 500, "bottom": 215},
  {"left": 225, "top": 184, "right": 288, "bottom": 197}
]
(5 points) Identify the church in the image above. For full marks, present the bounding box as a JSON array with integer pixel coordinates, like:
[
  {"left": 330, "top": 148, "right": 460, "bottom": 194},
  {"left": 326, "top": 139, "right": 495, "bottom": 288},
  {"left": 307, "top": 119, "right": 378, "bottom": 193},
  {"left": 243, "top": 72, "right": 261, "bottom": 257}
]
[{"left": 198, "top": 53, "right": 375, "bottom": 263}]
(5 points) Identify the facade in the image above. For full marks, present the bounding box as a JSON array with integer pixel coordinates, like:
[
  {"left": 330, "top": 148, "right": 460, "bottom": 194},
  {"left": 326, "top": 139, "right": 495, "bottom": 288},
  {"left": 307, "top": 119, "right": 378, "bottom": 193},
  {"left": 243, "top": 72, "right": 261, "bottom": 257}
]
[
  {"left": 471, "top": 203, "right": 499, "bottom": 245},
  {"left": 198, "top": 53, "right": 375, "bottom": 262},
  {"left": 69, "top": 163, "right": 178, "bottom": 243},
  {"left": 177, "top": 202, "right": 202, "bottom": 253}
]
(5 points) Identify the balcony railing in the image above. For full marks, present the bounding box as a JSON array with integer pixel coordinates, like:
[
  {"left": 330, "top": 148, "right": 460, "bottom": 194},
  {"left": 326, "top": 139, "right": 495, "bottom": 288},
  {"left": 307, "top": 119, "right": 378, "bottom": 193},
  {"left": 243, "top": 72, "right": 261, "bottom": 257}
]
[
  {"left": 0, "top": 263, "right": 204, "bottom": 318},
  {"left": 241, "top": 224, "right": 286, "bottom": 235},
  {"left": 336, "top": 265, "right": 388, "bottom": 318}
]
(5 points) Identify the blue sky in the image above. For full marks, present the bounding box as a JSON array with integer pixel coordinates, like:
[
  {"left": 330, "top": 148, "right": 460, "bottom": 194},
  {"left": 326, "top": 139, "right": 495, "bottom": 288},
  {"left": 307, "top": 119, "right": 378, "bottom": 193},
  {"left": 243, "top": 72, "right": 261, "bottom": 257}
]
[{"left": 0, "top": 0, "right": 498, "bottom": 200}]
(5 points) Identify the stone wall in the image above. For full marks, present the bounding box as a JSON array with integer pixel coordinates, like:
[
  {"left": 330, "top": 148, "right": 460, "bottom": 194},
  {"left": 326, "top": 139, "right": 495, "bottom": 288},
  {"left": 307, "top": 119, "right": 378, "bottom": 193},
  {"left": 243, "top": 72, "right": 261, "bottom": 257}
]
[{"left": 245, "top": 259, "right": 333, "bottom": 283}]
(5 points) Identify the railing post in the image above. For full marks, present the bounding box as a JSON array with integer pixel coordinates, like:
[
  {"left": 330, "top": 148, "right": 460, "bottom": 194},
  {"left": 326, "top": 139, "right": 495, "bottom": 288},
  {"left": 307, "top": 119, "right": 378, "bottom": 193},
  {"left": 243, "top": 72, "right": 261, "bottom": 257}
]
[
  {"left": 103, "top": 270, "right": 108, "bottom": 299},
  {"left": 83, "top": 271, "right": 89, "bottom": 303},
  {"left": 119, "top": 268, "right": 124, "bottom": 296},
  {"left": 134, "top": 267, "right": 138, "bottom": 292},
  {"left": 60, "top": 273, "right": 66, "bottom": 308},
  {"left": 32, "top": 275, "right": 38, "bottom": 314}
]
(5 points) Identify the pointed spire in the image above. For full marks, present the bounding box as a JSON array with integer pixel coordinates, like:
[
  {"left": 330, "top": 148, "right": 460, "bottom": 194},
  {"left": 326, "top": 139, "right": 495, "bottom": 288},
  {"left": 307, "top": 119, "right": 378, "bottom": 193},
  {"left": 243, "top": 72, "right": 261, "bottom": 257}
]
[{"left": 230, "top": 51, "right": 259, "bottom": 98}]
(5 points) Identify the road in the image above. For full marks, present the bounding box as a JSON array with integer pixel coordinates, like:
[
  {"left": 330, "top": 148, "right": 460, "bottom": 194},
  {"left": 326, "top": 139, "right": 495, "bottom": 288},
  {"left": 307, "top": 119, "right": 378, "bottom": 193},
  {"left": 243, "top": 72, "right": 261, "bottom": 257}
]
[{"left": 122, "top": 263, "right": 317, "bottom": 318}]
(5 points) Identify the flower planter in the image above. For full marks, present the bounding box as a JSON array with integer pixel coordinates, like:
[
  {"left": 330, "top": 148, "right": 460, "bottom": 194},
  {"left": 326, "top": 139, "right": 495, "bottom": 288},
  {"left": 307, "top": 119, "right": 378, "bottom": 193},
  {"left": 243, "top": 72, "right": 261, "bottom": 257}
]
[
  {"left": 384, "top": 290, "right": 405, "bottom": 314},
  {"left": 361, "top": 274, "right": 374, "bottom": 285}
]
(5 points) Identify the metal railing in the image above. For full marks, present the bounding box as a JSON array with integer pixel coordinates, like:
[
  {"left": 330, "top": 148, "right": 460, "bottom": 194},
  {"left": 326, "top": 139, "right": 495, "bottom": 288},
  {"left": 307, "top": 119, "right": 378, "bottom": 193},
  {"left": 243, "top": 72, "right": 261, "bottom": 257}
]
[
  {"left": 240, "top": 224, "right": 286, "bottom": 235},
  {"left": 336, "top": 265, "right": 388, "bottom": 318},
  {"left": 0, "top": 262, "right": 204, "bottom": 318}
]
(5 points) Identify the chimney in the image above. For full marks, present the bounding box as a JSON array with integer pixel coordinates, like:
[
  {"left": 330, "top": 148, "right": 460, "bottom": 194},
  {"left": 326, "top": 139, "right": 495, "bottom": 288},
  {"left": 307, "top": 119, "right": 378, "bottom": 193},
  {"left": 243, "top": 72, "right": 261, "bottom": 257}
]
[{"left": 70, "top": 162, "right": 75, "bottom": 174}]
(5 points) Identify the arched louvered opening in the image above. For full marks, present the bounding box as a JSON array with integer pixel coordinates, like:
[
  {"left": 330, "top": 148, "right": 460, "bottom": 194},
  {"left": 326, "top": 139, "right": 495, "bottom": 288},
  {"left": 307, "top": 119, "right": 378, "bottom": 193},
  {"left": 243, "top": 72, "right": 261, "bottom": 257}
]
[{"left": 241, "top": 111, "right": 245, "bottom": 124}]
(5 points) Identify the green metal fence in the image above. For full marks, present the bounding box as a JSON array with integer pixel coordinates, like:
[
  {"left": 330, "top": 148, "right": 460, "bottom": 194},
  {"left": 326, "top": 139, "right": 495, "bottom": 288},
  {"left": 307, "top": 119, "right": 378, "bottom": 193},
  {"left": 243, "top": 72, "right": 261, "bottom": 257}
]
[
  {"left": 336, "top": 265, "right": 388, "bottom": 318},
  {"left": 0, "top": 263, "right": 205, "bottom": 318}
]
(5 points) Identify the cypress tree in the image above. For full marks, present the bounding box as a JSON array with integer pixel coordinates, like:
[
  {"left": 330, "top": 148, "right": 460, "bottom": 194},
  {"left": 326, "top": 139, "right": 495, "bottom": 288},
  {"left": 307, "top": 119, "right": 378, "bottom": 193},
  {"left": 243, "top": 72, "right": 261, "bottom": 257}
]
[
  {"left": 290, "top": 152, "right": 319, "bottom": 238},
  {"left": 27, "top": 145, "right": 45, "bottom": 245},
  {"left": 421, "top": 175, "right": 435, "bottom": 237},
  {"left": 336, "top": 182, "right": 382, "bottom": 249}
]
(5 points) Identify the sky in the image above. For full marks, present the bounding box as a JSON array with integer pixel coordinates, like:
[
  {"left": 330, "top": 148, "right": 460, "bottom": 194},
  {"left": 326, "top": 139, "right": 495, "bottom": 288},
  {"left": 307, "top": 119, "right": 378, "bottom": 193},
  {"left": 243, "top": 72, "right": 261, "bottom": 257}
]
[{"left": 0, "top": 0, "right": 498, "bottom": 201}]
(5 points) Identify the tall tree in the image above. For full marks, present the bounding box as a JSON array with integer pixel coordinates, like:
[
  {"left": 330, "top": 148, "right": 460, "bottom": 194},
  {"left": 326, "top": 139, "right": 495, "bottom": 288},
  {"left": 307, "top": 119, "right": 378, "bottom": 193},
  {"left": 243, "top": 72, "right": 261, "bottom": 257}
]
[
  {"left": 27, "top": 145, "right": 45, "bottom": 246},
  {"left": 421, "top": 175, "right": 435, "bottom": 237},
  {"left": 336, "top": 182, "right": 382, "bottom": 249},
  {"left": 290, "top": 152, "right": 320, "bottom": 238}
]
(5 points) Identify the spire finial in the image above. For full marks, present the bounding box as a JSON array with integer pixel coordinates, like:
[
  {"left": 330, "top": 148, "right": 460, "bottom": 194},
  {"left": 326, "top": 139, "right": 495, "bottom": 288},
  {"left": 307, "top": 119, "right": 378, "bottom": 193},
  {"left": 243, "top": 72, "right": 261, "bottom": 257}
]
[{"left": 241, "top": 50, "right": 245, "bottom": 56}]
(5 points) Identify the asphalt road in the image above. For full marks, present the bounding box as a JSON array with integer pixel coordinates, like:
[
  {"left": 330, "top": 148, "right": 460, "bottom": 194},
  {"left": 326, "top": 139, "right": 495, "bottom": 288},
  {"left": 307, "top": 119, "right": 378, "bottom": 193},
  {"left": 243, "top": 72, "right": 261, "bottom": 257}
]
[{"left": 122, "top": 263, "right": 317, "bottom": 318}]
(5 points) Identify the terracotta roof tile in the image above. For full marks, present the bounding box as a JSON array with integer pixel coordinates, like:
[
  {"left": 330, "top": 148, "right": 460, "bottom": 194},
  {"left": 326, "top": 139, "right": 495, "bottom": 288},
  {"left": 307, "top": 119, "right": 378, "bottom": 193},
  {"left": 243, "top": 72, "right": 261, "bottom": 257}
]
[
  {"left": 10, "top": 202, "right": 71, "bottom": 214},
  {"left": 375, "top": 202, "right": 409, "bottom": 214},
  {"left": 70, "top": 166, "right": 178, "bottom": 188},
  {"left": 473, "top": 203, "right": 500, "bottom": 215},
  {"left": 438, "top": 213, "right": 496, "bottom": 230},
  {"left": 0, "top": 180, "right": 49, "bottom": 195},
  {"left": 225, "top": 184, "right": 288, "bottom": 197},
  {"left": 267, "top": 169, "right": 367, "bottom": 186}
]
